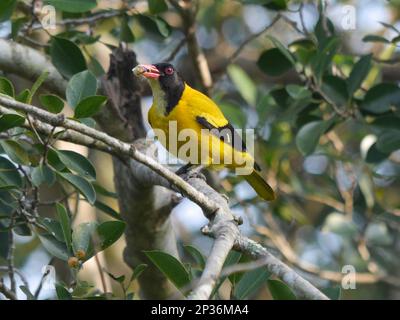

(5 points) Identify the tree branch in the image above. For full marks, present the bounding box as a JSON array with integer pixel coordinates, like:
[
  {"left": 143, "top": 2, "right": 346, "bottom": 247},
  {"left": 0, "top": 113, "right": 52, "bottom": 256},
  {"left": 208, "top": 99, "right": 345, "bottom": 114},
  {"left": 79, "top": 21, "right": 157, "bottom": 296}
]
[
  {"left": 0, "top": 278, "right": 17, "bottom": 300},
  {"left": 169, "top": 0, "right": 213, "bottom": 93},
  {"left": 234, "top": 236, "right": 329, "bottom": 300},
  {"left": 0, "top": 39, "right": 67, "bottom": 97}
]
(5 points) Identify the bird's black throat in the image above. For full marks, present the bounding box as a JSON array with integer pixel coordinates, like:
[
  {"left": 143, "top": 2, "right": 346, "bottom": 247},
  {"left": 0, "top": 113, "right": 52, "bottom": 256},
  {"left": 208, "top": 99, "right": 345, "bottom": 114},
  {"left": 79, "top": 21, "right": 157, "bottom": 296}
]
[{"left": 158, "top": 76, "right": 185, "bottom": 115}]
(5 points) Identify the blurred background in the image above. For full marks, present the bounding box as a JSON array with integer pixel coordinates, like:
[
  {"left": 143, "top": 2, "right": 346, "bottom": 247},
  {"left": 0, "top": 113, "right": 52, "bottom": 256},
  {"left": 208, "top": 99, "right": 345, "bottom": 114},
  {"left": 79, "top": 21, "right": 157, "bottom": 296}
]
[{"left": 0, "top": 0, "right": 400, "bottom": 300}]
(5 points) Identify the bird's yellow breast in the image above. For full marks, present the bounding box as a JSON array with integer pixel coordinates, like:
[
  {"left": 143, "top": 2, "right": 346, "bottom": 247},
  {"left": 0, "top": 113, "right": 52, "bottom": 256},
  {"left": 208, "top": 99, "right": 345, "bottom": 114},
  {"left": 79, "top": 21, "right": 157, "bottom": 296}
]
[{"left": 148, "top": 84, "right": 253, "bottom": 169}]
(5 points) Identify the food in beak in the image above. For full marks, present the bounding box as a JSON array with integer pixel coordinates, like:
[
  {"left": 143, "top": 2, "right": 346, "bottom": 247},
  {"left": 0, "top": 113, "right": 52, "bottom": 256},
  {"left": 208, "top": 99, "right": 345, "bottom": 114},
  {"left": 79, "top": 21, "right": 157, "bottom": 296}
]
[{"left": 132, "top": 64, "right": 161, "bottom": 79}]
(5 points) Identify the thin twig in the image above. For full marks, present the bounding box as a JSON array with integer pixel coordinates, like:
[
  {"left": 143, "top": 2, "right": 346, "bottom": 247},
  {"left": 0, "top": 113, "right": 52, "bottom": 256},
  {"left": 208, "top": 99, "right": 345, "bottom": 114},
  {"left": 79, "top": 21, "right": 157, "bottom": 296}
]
[
  {"left": 94, "top": 254, "right": 108, "bottom": 293},
  {"left": 169, "top": 0, "right": 213, "bottom": 93},
  {"left": 0, "top": 278, "right": 17, "bottom": 300},
  {"left": 215, "top": 14, "right": 281, "bottom": 76},
  {"left": 34, "top": 257, "right": 54, "bottom": 299},
  {"left": 0, "top": 267, "right": 29, "bottom": 290},
  {"left": 163, "top": 37, "right": 187, "bottom": 62},
  {"left": 7, "top": 216, "right": 16, "bottom": 294},
  {"left": 23, "top": 3, "right": 137, "bottom": 32}
]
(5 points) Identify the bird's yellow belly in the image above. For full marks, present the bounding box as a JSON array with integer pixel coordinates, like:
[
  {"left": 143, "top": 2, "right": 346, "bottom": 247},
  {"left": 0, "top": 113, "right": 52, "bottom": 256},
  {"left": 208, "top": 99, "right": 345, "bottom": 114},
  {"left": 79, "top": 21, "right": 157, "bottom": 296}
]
[{"left": 148, "top": 106, "right": 253, "bottom": 170}]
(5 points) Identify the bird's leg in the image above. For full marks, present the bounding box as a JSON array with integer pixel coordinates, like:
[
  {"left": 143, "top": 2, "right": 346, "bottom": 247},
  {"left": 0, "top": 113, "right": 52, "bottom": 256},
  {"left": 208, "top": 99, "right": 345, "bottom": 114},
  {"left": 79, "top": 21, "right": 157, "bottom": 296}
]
[{"left": 175, "top": 163, "right": 194, "bottom": 176}]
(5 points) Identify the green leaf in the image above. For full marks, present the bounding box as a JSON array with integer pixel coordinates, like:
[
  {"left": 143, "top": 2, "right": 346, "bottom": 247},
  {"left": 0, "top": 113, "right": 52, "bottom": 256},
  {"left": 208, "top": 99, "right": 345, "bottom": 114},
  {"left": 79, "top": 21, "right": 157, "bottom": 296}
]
[
  {"left": 267, "top": 279, "right": 296, "bottom": 300},
  {"left": 94, "top": 201, "right": 121, "bottom": 220},
  {"left": 56, "top": 203, "right": 72, "bottom": 254},
  {"left": 0, "top": 114, "right": 25, "bottom": 132},
  {"left": 74, "top": 95, "right": 107, "bottom": 118},
  {"left": 362, "top": 35, "right": 390, "bottom": 43},
  {"left": 130, "top": 264, "right": 148, "bottom": 282},
  {"left": 38, "top": 234, "right": 70, "bottom": 261},
  {"left": 0, "top": 77, "right": 15, "bottom": 97},
  {"left": 144, "top": 250, "right": 191, "bottom": 290},
  {"left": 31, "top": 164, "right": 56, "bottom": 187},
  {"left": 72, "top": 221, "right": 98, "bottom": 255},
  {"left": 323, "top": 212, "right": 358, "bottom": 237},
  {"left": 137, "top": 14, "right": 171, "bottom": 37},
  {"left": 286, "top": 85, "right": 311, "bottom": 100},
  {"left": 40, "top": 94, "right": 65, "bottom": 113},
  {"left": 314, "top": 15, "right": 335, "bottom": 47},
  {"left": 78, "top": 117, "right": 96, "bottom": 128},
  {"left": 153, "top": 16, "right": 171, "bottom": 37},
  {"left": 0, "top": 140, "right": 29, "bottom": 165},
  {"left": 270, "top": 87, "right": 291, "bottom": 108},
  {"left": 50, "top": 37, "right": 87, "bottom": 78},
  {"left": 227, "top": 64, "right": 257, "bottom": 106},
  {"left": 289, "top": 39, "right": 316, "bottom": 65},
  {"left": 347, "top": 54, "right": 372, "bottom": 96},
  {"left": 0, "top": 156, "right": 22, "bottom": 187},
  {"left": 93, "top": 183, "right": 118, "bottom": 198},
  {"left": 371, "top": 115, "right": 400, "bottom": 130},
  {"left": 184, "top": 245, "right": 206, "bottom": 269},
  {"left": 264, "top": 0, "right": 287, "bottom": 11},
  {"left": 296, "top": 119, "right": 334, "bottom": 156},
  {"left": 321, "top": 75, "right": 349, "bottom": 106},
  {"left": 57, "top": 172, "right": 96, "bottom": 204},
  {"left": 148, "top": 0, "right": 168, "bottom": 14},
  {"left": 0, "top": 0, "right": 17, "bottom": 22},
  {"left": 380, "top": 21, "right": 400, "bottom": 34},
  {"left": 311, "top": 37, "right": 340, "bottom": 82},
  {"left": 38, "top": 217, "right": 64, "bottom": 242},
  {"left": 0, "top": 223, "right": 9, "bottom": 258},
  {"left": 120, "top": 16, "right": 135, "bottom": 43},
  {"left": 16, "top": 89, "right": 30, "bottom": 103},
  {"left": 66, "top": 70, "right": 97, "bottom": 108},
  {"left": 257, "top": 48, "right": 293, "bottom": 77},
  {"left": 46, "top": 0, "right": 97, "bottom": 13},
  {"left": 56, "top": 149, "right": 96, "bottom": 180},
  {"left": 105, "top": 270, "right": 125, "bottom": 283},
  {"left": 361, "top": 83, "right": 400, "bottom": 114},
  {"left": 28, "top": 71, "right": 49, "bottom": 104},
  {"left": 97, "top": 220, "right": 125, "bottom": 250},
  {"left": 365, "top": 142, "right": 388, "bottom": 164},
  {"left": 376, "top": 131, "right": 400, "bottom": 153},
  {"left": 266, "top": 36, "right": 296, "bottom": 65},
  {"left": 234, "top": 267, "right": 270, "bottom": 300},
  {"left": 55, "top": 283, "right": 72, "bottom": 300},
  {"left": 20, "top": 285, "right": 35, "bottom": 300},
  {"left": 88, "top": 57, "right": 106, "bottom": 77}
]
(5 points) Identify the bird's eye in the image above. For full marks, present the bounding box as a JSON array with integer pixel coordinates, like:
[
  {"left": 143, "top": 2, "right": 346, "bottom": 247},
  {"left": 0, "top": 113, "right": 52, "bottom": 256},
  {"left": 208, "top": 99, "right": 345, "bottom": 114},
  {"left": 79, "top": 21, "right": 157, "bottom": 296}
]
[{"left": 165, "top": 67, "right": 174, "bottom": 75}]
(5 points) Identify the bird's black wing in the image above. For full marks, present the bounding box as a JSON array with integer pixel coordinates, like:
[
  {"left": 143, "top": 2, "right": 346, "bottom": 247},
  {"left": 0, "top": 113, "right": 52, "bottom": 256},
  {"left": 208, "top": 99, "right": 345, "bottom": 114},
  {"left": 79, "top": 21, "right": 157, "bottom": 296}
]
[
  {"left": 196, "top": 116, "right": 247, "bottom": 152},
  {"left": 196, "top": 116, "right": 261, "bottom": 171}
]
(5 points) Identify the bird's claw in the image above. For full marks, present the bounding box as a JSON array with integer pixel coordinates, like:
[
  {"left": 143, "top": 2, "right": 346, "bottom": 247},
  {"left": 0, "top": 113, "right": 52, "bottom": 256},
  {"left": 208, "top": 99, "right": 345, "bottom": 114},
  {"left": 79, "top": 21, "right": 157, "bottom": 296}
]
[{"left": 233, "top": 215, "right": 243, "bottom": 225}]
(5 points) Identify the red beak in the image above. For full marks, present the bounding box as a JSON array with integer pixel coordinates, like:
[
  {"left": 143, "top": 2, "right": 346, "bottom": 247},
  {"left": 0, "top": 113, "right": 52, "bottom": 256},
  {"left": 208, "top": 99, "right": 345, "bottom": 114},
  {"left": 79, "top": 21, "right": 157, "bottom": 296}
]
[{"left": 132, "top": 64, "right": 161, "bottom": 79}]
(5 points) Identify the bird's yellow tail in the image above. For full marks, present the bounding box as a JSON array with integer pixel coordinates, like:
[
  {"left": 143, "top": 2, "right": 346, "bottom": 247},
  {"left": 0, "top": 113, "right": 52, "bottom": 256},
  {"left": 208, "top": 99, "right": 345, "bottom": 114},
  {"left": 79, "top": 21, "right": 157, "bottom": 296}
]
[{"left": 244, "top": 170, "right": 276, "bottom": 201}]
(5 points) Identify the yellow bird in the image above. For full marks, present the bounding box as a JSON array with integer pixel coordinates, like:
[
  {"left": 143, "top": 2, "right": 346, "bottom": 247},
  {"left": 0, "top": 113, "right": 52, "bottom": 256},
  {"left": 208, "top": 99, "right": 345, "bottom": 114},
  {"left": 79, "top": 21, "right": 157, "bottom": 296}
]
[{"left": 133, "top": 63, "right": 275, "bottom": 201}]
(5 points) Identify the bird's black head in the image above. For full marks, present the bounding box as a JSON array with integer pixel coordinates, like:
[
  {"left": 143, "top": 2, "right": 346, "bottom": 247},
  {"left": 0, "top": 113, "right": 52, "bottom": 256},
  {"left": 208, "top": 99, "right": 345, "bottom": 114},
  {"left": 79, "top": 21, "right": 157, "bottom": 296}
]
[{"left": 133, "top": 62, "right": 185, "bottom": 114}]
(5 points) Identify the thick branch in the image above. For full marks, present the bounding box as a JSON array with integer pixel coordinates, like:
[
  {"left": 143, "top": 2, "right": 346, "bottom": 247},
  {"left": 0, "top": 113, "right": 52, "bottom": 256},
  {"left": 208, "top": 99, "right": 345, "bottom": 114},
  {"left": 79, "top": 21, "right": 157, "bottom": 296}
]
[
  {"left": 0, "top": 39, "right": 66, "bottom": 97},
  {"left": 235, "top": 236, "right": 329, "bottom": 300}
]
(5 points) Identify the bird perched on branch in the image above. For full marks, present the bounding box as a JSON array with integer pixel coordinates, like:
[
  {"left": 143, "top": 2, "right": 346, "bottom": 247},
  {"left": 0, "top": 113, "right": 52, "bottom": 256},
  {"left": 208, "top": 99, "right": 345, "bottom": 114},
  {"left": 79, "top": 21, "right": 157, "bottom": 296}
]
[{"left": 133, "top": 63, "right": 275, "bottom": 201}]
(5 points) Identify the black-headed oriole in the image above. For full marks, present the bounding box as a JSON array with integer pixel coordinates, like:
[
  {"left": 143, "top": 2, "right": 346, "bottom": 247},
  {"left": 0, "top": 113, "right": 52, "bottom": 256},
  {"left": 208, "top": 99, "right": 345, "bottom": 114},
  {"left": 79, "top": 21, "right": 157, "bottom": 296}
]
[{"left": 133, "top": 63, "right": 275, "bottom": 201}]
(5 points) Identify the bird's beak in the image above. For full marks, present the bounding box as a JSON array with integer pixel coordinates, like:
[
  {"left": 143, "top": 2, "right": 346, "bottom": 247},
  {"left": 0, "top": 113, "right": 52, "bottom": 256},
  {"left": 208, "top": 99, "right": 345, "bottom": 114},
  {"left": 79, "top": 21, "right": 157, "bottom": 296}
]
[{"left": 132, "top": 64, "right": 161, "bottom": 79}]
